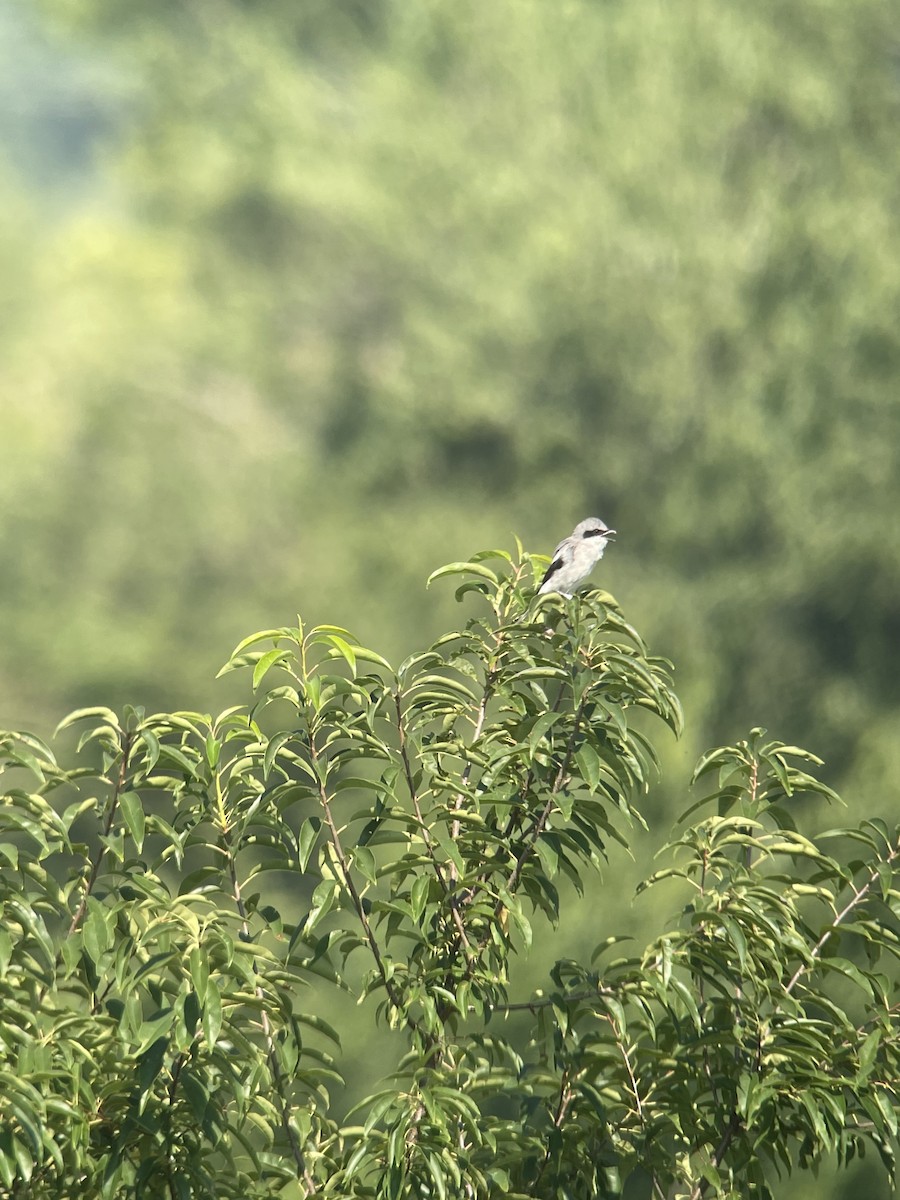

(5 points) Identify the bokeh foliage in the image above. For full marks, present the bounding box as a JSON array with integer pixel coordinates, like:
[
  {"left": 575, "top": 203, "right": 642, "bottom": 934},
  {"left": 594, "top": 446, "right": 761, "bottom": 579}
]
[{"left": 1, "top": 0, "right": 898, "bottom": 789}]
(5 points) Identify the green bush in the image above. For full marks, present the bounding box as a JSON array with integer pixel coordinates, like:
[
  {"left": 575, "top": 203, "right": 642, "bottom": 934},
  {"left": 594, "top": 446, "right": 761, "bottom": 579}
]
[{"left": 1, "top": 545, "right": 897, "bottom": 1198}]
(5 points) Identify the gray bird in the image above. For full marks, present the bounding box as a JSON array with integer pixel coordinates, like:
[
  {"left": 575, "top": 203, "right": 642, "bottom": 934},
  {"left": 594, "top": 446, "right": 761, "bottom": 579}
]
[{"left": 538, "top": 518, "right": 616, "bottom": 597}]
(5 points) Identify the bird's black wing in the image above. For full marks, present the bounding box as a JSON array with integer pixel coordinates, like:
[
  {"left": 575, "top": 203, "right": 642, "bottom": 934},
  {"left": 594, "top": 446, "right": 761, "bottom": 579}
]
[{"left": 540, "top": 556, "right": 564, "bottom": 589}]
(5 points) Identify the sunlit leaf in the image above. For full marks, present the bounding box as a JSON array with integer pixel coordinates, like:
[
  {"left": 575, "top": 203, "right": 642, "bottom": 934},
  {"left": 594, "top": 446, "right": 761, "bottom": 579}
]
[
  {"left": 119, "top": 790, "right": 146, "bottom": 851},
  {"left": 426, "top": 561, "right": 500, "bottom": 588}
]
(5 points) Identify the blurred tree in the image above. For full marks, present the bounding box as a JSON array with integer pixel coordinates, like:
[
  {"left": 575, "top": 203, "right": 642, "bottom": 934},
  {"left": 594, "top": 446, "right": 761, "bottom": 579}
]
[{"left": 5, "top": 0, "right": 895, "bottom": 779}]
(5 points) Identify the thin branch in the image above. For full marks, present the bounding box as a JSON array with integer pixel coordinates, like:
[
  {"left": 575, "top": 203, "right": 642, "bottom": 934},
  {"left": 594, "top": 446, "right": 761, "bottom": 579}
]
[
  {"left": 497, "top": 685, "right": 566, "bottom": 847},
  {"left": 743, "top": 755, "right": 757, "bottom": 871},
  {"left": 687, "top": 754, "right": 760, "bottom": 1200},
  {"left": 602, "top": 1009, "right": 670, "bottom": 1200},
  {"left": 216, "top": 775, "right": 318, "bottom": 1196},
  {"left": 446, "top": 571, "right": 526, "bottom": 879},
  {"left": 165, "top": 1050, "right": 189, "bottom": 1200},
  {"left": 605, "top": 1013, "right": 644, "bottom": 1124},
  {"left": 500, "top": 693, "right": 589, "bottom": 904},
  {"left": 308, "top": 732, "right": 404, "bottom": 1013},
  {"left": 492, "top": 986, "right": 614, "bottom": 1014},
  {"left": 68, "top": 730, "right": 134, "bottom": 936},
  {"left": 687, "top": 1112, "right": 742, "bottom": 1200},
  {"left": 308, "top": 723, "right": 440, "bottom": 1066},
  {"left": 447, "top": 668, "right": 495, "bottom": 881},
  {"left": 688, "top": 840, "right": 900, "bottom": 1200},
  {"left": 394, "top": 689, "right": 475, "bottom": 967},
  {"left": 532, "top": 1069, "right": 574, "bottom": 1191},
  {"left": 785, "top": 840, "right": 900, "bottom": 996}
]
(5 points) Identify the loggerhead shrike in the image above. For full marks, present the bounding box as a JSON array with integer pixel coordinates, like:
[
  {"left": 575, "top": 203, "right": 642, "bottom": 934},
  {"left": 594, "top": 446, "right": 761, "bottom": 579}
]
[{"left": 538, "top": 518, "right": 616, "bottom": 597}]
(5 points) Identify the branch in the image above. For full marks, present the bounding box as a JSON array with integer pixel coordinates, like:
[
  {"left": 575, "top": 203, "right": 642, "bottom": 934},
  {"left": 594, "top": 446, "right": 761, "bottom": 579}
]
[
  {"left": 531, "top": 1069, "right": 574, "bottom": 1191},
  {"left": 785, "top": 839, "right": 900, "bottom": 996},
  {"left": 68, "top": 730, "right": 134, "bottom": 936},
  {"left": 308, "top": 723, "right": 441, "bottom": 1064},
  {"left": 500, "top": 692, "right": 589, "bottom": 903},
  {"left": 447, "top": 666, "right": 495, "bottom": 881},
  {"left": 446, "top": 571, "right": 526, "bottom": 881},
  {"left": 215, "top": 771, "right": 318, "bottom": 1196},
  {"left": 496, "top": 685, "right": 565, "bottom": 846},
  {"left": 309, "top": 730, "right": 405, "bottom": 1013},
  {"left": 689, "top": 840, "right": 900, "bottom": 1200},
  {"left": 604, "top": 1013, "right": 644, "bottom": 1125},
  {"left": 394, "top": 689, "right": 476, "bottom": 967},
  {"left": 687, "top": 1112, "right": 742, "bottom": 1200},
  {"left": 492, "top": 986, "right": 614, "bottom": 1014},
  {"left": 601, "top": 1010, "right": 666, "bottom": 1200}
]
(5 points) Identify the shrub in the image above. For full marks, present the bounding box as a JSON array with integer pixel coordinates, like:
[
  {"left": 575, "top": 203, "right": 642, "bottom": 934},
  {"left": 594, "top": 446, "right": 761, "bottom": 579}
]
[{"left": 1, "top": 544, "right": 897, "bottom": 1198}]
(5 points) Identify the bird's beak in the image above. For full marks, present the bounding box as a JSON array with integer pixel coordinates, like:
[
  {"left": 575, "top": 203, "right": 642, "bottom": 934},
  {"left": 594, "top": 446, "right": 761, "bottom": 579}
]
[{"left": 605, "top": 529, "right": 617, "bottom": 539}]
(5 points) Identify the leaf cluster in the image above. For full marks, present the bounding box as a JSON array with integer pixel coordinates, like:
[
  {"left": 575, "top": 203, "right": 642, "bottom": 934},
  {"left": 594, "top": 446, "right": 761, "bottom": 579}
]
[{"left": 0, "top": 548, "right": 897, "bottom": 1199}]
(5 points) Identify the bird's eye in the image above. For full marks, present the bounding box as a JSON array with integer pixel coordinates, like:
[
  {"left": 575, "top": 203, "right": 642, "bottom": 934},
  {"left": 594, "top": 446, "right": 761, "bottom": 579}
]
[{"left": 583, "top": 528, "right": 605, "bottom": 538}]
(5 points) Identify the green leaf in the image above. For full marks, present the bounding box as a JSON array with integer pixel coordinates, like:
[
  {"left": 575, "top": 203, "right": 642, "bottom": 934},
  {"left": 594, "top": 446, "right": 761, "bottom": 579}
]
[
  {"left": 253, "top": 648, "right": 292, "bottom": 690},
  {"left": 137, "top": 1036, "right": 168, "bottom": 1102},
  {"left": 534, "top": 839, "right": 559, "bottom": 879},
  {"left": 157, "top": 743, "right": 201, "bottom": 777},
  {"left": 525, "top": 712, "right": 564, "bottom": 752},
  {"left": 718, "top": 914, "right": 747, "bottom": 969},
  {"left": 228, "top": 627, "right": 298, "bottom": 657},
  {"left": 411, "top": 674, "right": 478, "bottom": 702},
  {"left": 180, "top": 1070, "right": 210, "bottom": 1123},
  {"left": 602, "top": 995, "right": 626, "bottom": 1037},
  {"left": 119, "top": 790, "right": 146, "bottom": 851},
  {"left": 263, "top": 729, "right": 295, "bottom": 780},
  {"left": 409, "top": 875, "right": 430, "bottom": 922},
  {"left": 352, "top": 846, "right": 377, "bottom": 885},
  {"left": 83, "top": 903, "right": 113, "bottom": 964},
  {"left": 426, "top": 561, "right": 500, "bottom": 587},
  {"left": 857, "top": 1029, "right": 881, "bottom": 1083},
  {"left": 306, "top": 879, "right": 340, "bottom": 934},
  {"left": 298, "top": 817, "right": 320, "bottom": 872},
  {"left": 876, "top": 860, "right": 894, "bottom": 900},
  {"left": 351, "top": 645, "right": 394, "bottom": 671},
  {"left": 821, "top": 956, "right": 874, "bottom": 998},
  {"left": 203, "top": 984, "right": 223, "bottom": 1048},
  {"left": 138, "top": 726, "right": 161, "bottom": 772},
  {"left": 10, "top": 1137, "right": 33, "bottom": 1186},
  {"left": 874, "top": 1086, "right": 899, "bottom": 1138},
  {"left": 575, "top": 743, "right": 601, "bottom": 792},
  {"left": 136, "top": 1010, "right": 176, "bottom": 1057},
  {"left": 305, "top": 674, "right": 322, "bottom": 710},
  {"left": 323, "top": 635, "right": 357, "bottom": 672},
  {"left": 54, "top": 706, "right": 121, "bottom": 736},
  {"left": 454, "top": 580, "right": 492, "bottom": 601},
  {"left": 189, "top": 949, "right": 209, "bottom": 1004}
]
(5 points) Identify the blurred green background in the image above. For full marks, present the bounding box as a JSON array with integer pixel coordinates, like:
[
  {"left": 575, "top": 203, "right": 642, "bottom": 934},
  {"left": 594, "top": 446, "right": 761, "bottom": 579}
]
[{"left": 2, "top": 1, "right": 899, "bottom": 1193}]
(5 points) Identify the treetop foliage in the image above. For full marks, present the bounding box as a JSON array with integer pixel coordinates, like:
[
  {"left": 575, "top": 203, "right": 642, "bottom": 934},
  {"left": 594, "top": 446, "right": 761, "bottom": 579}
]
[
  {"left": 3, "top": 0, "right": 900, "bottom": 819},
  {"left": 1, "top": 547, "right": 898, "bottom": 1197}
]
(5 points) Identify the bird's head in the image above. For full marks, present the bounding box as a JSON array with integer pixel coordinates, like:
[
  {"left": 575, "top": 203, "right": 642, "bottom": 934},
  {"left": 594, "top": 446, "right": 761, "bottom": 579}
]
[{"left": 574, "top": 518, "right": 616, "bottom": 547}]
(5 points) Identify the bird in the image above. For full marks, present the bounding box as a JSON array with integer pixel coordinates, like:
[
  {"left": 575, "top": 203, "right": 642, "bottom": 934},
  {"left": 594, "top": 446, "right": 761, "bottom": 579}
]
[{"left": 538, "top": 518, "right": 616, "bottom": 597}]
